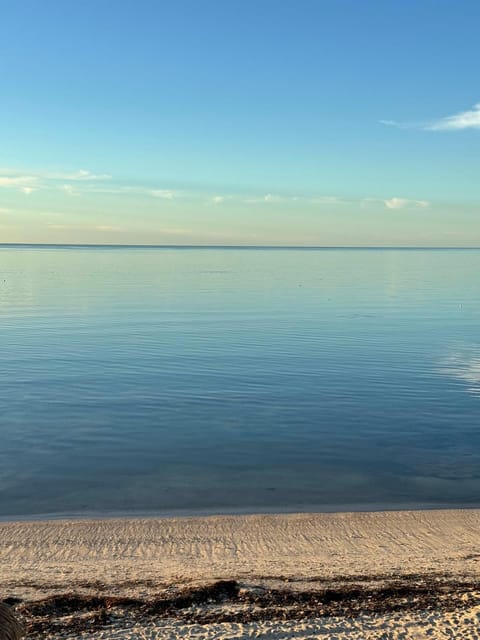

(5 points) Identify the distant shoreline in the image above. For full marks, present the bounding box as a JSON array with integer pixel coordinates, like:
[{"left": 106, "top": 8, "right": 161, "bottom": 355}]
[
  {"left": 3, "top": 501, "right": 480, "bottom": 524},
  {"left": 1, "top": 243, "right": 480, "bottom": 250}
]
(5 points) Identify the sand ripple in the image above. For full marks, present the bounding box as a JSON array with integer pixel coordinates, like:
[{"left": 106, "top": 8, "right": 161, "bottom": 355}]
[
  {"left": 2, "top": 509, "right": 480, "bottom": 639},
  {"left": 42, "top": 608, "right": 480, "bottom": 640}
]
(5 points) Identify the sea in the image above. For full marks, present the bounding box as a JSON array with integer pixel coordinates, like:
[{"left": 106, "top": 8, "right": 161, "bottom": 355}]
[{"left": 1, "top": 245, "right": 479, "bottom": 519}]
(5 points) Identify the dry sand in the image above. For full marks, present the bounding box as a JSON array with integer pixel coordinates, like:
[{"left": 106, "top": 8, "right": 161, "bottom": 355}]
[{"left": 1, "top": 509, "right": 480, "bottom": 638}]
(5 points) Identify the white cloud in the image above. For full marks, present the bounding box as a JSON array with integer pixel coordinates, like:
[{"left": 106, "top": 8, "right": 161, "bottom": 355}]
[
  {"left": 261, "top": 195, "right": 344, "bottom": 206},
  {"left": 0, "top": 169, "right": 350, "bottom": 208},
  {"left": 0, "top": 175, "right": 40, "bottom": 194},
  {"left": 61, "top": 184, "right": 77, "bottom": 196},
  {"left": 427, "top": 103, "right": 480, "bottom": 131},
  {"left": 379, "top": 119, "right": 411, "bottom": 129},
  {"left": 243, "top": 193, "right": 292, "bottom": 204},
  {"left": 149, "top": 189, "right": 177, "bottom": 200},
  {"left": 0, "top": 175, "right": 38, "bottom": 187},
  {"left": 384, "top": 197, "right": 430, "bottom": 210},
  {"left": 0, "top": 168, "right": 435, "bottom": 214},
  {"left": 264, "top": 193, "right": 282, "bottom": 203},
  {"left": 380, "top": 103, "right": 480, "bottom": 132},
  {"left": 67, "top": 169, "right": 111, "bottom": 181},
  {"left": 249, "top": 193, "right": 344, "bottom": 205},
  {"left": 0, "top": 167, "right": 110, "bottom": 195}
]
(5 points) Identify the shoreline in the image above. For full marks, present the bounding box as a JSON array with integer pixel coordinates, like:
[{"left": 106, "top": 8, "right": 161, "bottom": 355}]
[
  {"left": 2, "top": 500, "right": 480, "bottom": 524},
  {"left": 2, "top": 508, "right": 480, "bottom": 638}
]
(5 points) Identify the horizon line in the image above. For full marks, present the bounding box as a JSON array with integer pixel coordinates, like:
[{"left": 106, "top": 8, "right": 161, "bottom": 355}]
[{"left": 1, "top": 243, "right": 480, "bottom": 250}]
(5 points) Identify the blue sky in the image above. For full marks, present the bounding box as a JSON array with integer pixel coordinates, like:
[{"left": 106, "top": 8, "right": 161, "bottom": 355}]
[{"left": 1, "top": 0, "right": 479, "bottom": 245}]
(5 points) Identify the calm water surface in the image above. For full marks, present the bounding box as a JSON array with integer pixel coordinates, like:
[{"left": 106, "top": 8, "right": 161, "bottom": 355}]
[{"left": 1, "top": 246, "right": 480, "bottom": 518}]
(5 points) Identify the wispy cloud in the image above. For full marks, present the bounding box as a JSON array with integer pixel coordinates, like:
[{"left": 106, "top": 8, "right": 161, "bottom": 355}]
[
  {"left": 66, "top": 169, "right": 111, "bottom": 181},
  {"left": 47, "top": 223, "right": 123, "bottom": 232},
  {"left": 244, "top": 193, "right": 344, "bottom": 205},
  {"left": 0, "top": 165, "right": 434, "bottom": 214},
  {"left": 149, "top": 189, "right": 178, "bottom": 200},
  {"left": 427, "top": 103, "right": 480, "bottom": 131},
  {"left": 0, "top": 175, "right": 40, "bottom": 194},
  {"left": 380, "top": 102, "right": 480, "bottom": 131},
  {"left": 61, "top": 184, "right": 78, "bottom": 196},
  {"left": 384, "top": 197, "right": 430, "bottom": 210},
  {"left": 244, "top": 193, "right": 285, "bottom": 204},
  {"left": 264, "top": 193, "right": 287, "bottom": 203},
  {"left": 379, "top": 119, "right": 413, "bottom": 130},
  {"left": 0, "top": 167, "right": 110, "bottom": 194}
]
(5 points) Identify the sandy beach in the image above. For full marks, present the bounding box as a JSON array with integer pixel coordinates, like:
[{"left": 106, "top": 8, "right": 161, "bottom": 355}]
[{"left": 1, "top": 509, "right": 480, "bottom": 638}]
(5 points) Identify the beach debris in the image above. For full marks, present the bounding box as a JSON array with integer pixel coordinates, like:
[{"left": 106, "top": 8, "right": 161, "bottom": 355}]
[{"left": 15, "top": 576, "right": 480, "bottom": 636}]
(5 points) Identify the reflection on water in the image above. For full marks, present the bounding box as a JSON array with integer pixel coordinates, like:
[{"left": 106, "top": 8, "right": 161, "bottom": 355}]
[
  {"left": 439, "top": 348, "right": 480, "bottom": 396},
  {"left": 0, "top": 246, "right": 479, "bottom": 518}
]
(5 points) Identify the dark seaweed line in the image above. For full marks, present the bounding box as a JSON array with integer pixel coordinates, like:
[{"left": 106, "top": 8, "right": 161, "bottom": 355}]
[{"left": 9, "top": 577, "right": 480, "bottom": 636}]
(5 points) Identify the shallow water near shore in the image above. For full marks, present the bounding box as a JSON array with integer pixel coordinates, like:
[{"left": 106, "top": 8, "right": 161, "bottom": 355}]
[{"left": 1, "top": 246, "right": 480, "bottom": 518}]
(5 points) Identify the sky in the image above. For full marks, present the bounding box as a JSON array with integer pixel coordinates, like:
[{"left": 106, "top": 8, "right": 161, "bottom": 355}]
[{"left": 0, "top": 0, "right": 479, "bottom": 246}]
